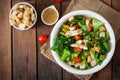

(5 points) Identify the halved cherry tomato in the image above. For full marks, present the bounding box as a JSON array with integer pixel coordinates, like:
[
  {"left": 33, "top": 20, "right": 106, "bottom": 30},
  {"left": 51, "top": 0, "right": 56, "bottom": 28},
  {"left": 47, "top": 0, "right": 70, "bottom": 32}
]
[
  {"left": 75, "top": 35, "right": 82, "bottom": 40},
  {"left": 38, "top": 35, "right": 47, "bottom": 43},
  {"left": 55, "top": 0, "right": 62, "bottom": 3},
  {"left": 73, "top": 57, "right": 81, "bottom": 63},
  {"left": 74, "top": 47, "right": 83, "bottom": 53}
]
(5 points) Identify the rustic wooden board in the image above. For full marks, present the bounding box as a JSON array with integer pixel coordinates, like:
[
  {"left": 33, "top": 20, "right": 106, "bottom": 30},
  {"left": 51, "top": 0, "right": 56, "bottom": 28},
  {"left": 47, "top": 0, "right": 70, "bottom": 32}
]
[
  {"left": 36, "top": 0, "right": 62, "bottom": 80},
  {"left": 112, "top": 0, "right": 120, "bottom": 11},
  {"left": 91, "top": 0, "right": 112, "bottom": 80},
  {"left": 0, "top": 0, "right": 120, "bottom": 80},
  {"left": 112, "top": 40, "right": 120, "bottom": 80},
  {"left": 61, "top": 0, "right": 79, "bottom": 80},
  {"left": 11, "top": 0, "right": 37, "bottom": 80},
  {"left": 0, "top": 0, "right": 11, "bottom": 80},
  {"left": 112, "top": 0, "right": 120, "bottom": 80}
]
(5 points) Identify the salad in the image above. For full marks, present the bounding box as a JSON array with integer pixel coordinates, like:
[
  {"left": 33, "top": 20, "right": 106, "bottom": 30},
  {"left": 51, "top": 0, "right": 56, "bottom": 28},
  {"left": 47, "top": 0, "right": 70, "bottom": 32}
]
[{"left": 51, "top": 15, "right": 110, "bottom": 70}]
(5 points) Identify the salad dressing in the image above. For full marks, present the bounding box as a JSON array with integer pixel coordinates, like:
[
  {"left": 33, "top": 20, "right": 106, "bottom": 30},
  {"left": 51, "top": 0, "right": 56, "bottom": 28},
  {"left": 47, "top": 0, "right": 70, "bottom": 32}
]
[{"left": 43, "top": 8, "right": 58, "bottom": 24}]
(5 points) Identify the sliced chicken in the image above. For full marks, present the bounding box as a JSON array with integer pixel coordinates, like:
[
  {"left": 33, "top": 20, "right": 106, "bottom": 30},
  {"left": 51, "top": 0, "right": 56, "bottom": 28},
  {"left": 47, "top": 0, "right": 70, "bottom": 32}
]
[
  {"left": 76, "top": 40, "right": 83, "bottom": 44},
  {"left": 94, "top": 47, "right": 100, "bottom": 53},
  {"left": 90, "top": 60, "right": 97, "bottom": 67},
  {"left": 87, "top": 56, "right": 92, "bottom": 63},
  {"left": 70, "top": 44, "right": 80, "bottom": 47},
  {"left": 83, "top": 40, "right": 89, "bottom": 44},
  {"left": 65, "top": 29, "right": 82, "bottom": 37},
  {"left": 79, "top": 63, "right": 86, "bottom": 69},
  {"left": 74, "top": 63, "right": 86, "bottom": 69},
  {"left": 79, "top": 44, "right": 88, "bottom": 50},
  {"left": 71, "top": 44, "right": 88, "bottom": 50},
  {"left": 69, "top": 27, "right": 76, "bottom": 31},
  {"left": 68, "top": 16, "right": 74, "bottom": 22},
  {"left": 70, "top": 40, "right": 88, "bottom": 50},
  {"left": 99, "top": 32, "right": 105, "bottom": 37},
  {"left": 67, "top": 61, "right": 74, "bottom": 66},
  {"left": 74, "top": 63, "right": 80, "bottom": 68}
]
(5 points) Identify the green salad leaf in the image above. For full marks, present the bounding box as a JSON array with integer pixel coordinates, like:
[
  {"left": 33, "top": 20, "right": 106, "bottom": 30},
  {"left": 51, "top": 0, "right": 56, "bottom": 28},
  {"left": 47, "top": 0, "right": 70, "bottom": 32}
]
[
  {"left": 61, "top": 49, "right": 71, "bottom": 61},
  {"left": 92, "top": 18, "right": 104, "bottom": 31},
  {"left": 100, "top": 42, "right": 110, "bottom": 53}
]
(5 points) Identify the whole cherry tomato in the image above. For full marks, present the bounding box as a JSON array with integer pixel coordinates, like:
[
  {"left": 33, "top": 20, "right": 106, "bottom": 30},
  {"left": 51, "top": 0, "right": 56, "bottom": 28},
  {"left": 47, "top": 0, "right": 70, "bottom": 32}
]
[
  {"left": 55, "top": 0, "right": 62, "bottom": 3},
  {"left": 38, "top": 35, "right": 47, "bottom": 43}
]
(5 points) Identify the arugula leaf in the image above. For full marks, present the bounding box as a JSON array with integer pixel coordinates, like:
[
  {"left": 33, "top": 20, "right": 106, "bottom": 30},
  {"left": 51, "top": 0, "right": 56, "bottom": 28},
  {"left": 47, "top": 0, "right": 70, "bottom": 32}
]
[
  {"left": 51, "top": 38, "right": 63, "bottom": 56},
  {"left": 81, "top": 51, "right": 88, "bottom": 60},
  {"left": 75, "top": 15, "right": 84, "bottom": 20},
  {"left": 86, "top": 41, "right": 92, "bottom": 49},
  {"left": 70, "top": 16, "right": 85, "bottom": 26},
  {"left": 51, "top": 38, "right": 59, "bottom": 51},
  {"left": 100, "top": 42, "right": 110, "bottom": 53},
  {"left": 105, "top": 31, "right": 110, "bottom": 42},
  {"left": 98, "top": 60, "right": 103, "bottom": 65},
  {"left": 86, "top": 63, "right": 92, "bottom": 69},
  {"left": 100, "top": 32, "right": 110, "bottom": 43},
  {"left": 70, "top": 20, "right": 78, "bottom": 26}
]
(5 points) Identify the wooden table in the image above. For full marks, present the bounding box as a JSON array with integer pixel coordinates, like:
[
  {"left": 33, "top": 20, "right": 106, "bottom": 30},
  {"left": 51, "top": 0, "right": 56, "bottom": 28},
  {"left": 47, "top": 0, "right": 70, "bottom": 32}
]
[{"left": 0, "top": 0, "right": 120, "bottom": 80}]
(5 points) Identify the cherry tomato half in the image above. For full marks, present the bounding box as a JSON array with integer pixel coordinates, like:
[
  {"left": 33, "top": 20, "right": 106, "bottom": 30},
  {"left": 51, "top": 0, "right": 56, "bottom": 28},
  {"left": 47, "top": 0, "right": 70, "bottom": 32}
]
[
  {"left": 38, "top": 35, "right": 47, "bottom": 43},
  {"left": 55, "top": 0, "right": 62, "bottom": 3},
  {"left": 73, "top": 57, "right": 82, "bottom": 63},
  {"left": 75, "top": 35, "right": 82, "bottom": 40}
]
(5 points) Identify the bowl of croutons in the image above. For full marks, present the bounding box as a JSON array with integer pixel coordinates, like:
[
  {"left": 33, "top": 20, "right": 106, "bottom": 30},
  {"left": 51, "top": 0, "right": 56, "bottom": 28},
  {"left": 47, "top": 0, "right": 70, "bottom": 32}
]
[{"left": 9, "top": 2, "right": 37, "bottom": 30}]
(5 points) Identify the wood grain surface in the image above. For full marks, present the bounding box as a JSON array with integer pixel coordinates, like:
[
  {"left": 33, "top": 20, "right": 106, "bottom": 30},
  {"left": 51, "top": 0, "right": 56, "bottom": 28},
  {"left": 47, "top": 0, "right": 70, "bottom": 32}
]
[
  {"left": 0, "top": 0, "right": 11, "bottom": 80},
  {"left": 0, "top": 0, "right": 120, "bottom": 80},
  {"left": 36, "top": 0, "right": 62, "bottom": 80},
  {"left": 11, "top": 0, "right": 36, "bottom": 80},
  {"left": 112, "top": 0, "right": 120, "bottom": 80}
]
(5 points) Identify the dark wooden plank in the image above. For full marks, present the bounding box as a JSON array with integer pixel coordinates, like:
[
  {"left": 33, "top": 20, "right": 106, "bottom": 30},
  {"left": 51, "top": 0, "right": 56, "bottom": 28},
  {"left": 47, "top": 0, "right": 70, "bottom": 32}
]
[
  {"left": 91, "top": 62, "right": 112, "bottom": 80},
  {"left": 91, "top": 0, "right": 112, "bottom": 80},
  {"left": 61, "top": 0, "right": 71, "bottom": 15},
  {"left": 61, "top": 0, "right": 79, "bottom": 80},
  {"left": 112, "top": 0, "right": 120, "bottom": 80},
  {"left": 0, "top": 0, "right": 11, "bottom": 80},
  {"left": 101, "top": 0, "right": 112, "bottom": 6},
  {"left": 11, "top": 0, "right": 37, "bottom": 80},
  {"left": 36, "top": 0, "right": 62, "bottom": 80},
  {"left": 112, "top": 40, "right": 120, "bottom": 80},
  {"left": 112, "top": 0, "right": 120, "bottom": 12}
]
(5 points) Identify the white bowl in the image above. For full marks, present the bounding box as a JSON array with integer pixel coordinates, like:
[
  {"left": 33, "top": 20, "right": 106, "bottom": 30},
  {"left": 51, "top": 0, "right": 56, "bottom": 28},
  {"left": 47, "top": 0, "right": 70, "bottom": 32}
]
[
  {"left": 50, "top": 10, "right": 116, "bottom": 75},
  {"left": 41, "top": 5, "right": 59, "bottom": 25},
  {"left": 9, "top": 2, "right": 37, "bottom": 30}
]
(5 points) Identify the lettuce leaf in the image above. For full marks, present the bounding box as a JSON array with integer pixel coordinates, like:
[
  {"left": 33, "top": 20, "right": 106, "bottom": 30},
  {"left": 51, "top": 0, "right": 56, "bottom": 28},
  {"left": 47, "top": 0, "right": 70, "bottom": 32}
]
[
  {"left": 61, "top": 49, "right": 71, "bottom": 61},
  {"left": 92, "top": 18, "right": 104, "bottom": 31}
]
